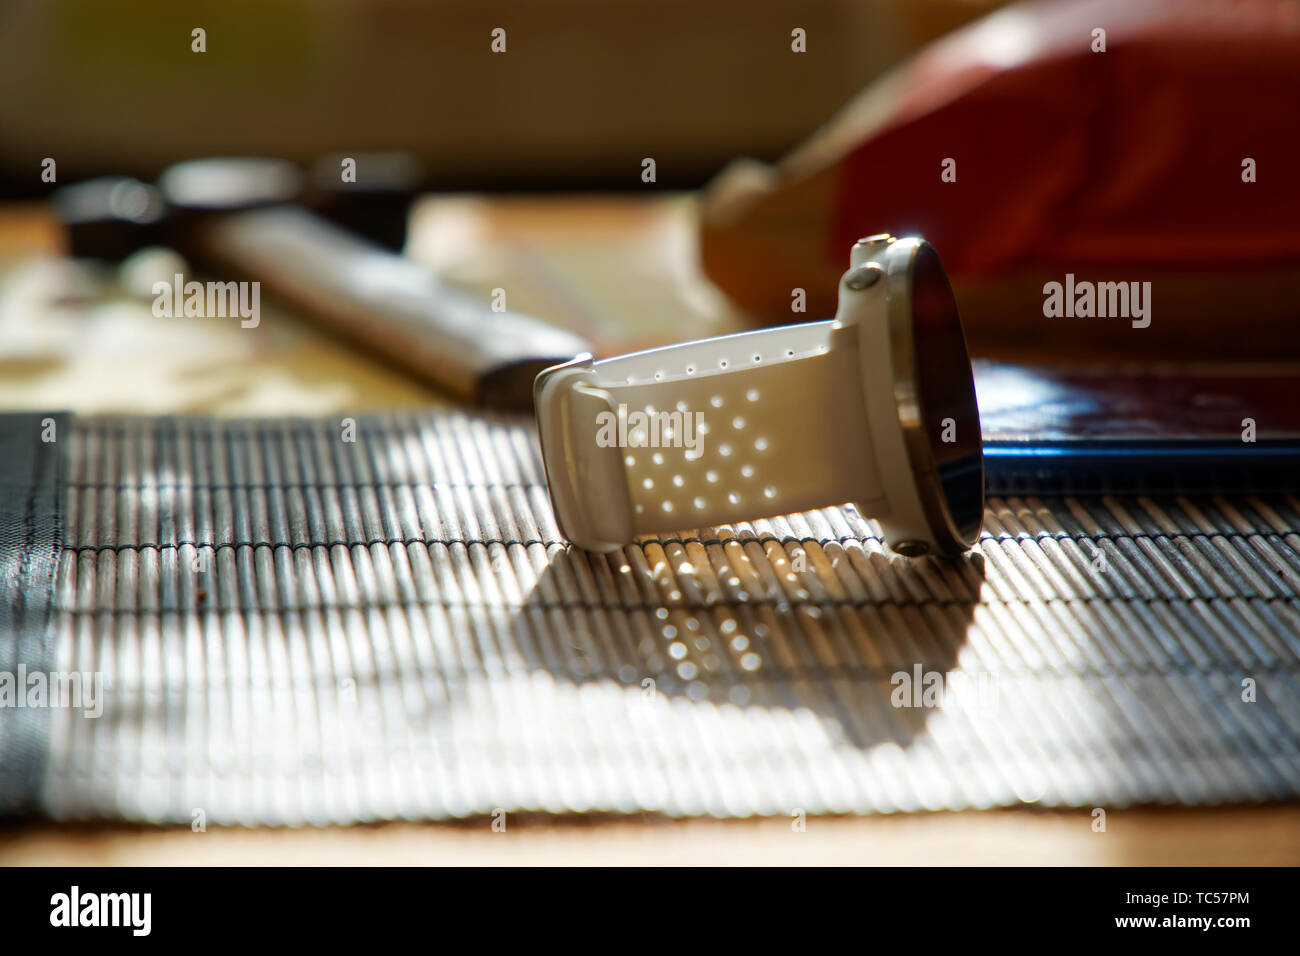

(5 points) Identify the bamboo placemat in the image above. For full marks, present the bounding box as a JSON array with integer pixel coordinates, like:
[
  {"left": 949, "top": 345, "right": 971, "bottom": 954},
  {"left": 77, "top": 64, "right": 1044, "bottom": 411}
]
[{"left": 39, "top": 412, "right": 1300, "bottom": 824}]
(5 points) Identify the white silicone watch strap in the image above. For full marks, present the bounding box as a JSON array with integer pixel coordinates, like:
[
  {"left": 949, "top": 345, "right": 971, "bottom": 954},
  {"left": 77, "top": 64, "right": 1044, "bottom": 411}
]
[{"left": 537, "top": 319, "right": 884, "bottom": 548}]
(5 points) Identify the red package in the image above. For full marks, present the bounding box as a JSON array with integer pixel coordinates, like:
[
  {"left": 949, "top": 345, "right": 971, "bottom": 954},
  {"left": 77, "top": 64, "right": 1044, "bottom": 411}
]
[{"left": 700, "top": 0, "right": 1300, "bottom": 358}]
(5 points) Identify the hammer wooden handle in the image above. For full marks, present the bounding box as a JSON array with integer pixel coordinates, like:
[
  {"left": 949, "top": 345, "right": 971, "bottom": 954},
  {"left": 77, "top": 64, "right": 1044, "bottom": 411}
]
[{"left": 199, "top": 204, "right": 590, "bottom": 408}]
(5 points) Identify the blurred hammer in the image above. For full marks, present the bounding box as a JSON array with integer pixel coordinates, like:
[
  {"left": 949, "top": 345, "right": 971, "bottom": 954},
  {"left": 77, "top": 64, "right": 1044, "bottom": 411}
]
[{"left": 52, "top": 156, "right": 590, "bottom": 409}]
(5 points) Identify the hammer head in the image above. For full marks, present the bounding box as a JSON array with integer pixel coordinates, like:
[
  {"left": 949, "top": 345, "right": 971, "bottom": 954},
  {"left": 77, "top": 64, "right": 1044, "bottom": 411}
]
[
  {"left": 305, "top": 152, "right": 424, "bottom": 252},
  {"left": 53, "top": 155, "right": 422, "bottom": 260},
  {"left": 52, "top": 176, "right": 167, "bottom": 260}
]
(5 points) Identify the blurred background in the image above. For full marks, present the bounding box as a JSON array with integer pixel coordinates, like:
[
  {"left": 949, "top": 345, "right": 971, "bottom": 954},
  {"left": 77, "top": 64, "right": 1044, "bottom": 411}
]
[
  {"left": 0, "top": 0, "right": 1002, "bottom": 192},
  {"left": 3, "top": 0, "right": 1298, "bottom": 382},
  {"left": 0, "top": 0, "right": 1024, "bottom": 415}
]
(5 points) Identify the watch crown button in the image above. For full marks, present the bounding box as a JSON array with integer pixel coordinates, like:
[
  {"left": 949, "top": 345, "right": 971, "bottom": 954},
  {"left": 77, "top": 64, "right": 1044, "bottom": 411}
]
[{"left": 844, "top": 262, "right": 884, "bottom": 290}]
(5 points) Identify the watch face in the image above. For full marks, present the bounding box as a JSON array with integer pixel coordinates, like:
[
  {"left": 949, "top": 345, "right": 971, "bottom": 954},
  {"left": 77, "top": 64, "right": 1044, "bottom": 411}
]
[{"left": 908, "top": 243, "right": 984, "bottom": 546}]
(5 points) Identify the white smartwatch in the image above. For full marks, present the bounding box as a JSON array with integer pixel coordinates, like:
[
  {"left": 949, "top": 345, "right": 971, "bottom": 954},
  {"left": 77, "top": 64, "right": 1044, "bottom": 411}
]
[{"left": 534, "top": 234, "right": 984, "bottom": 557}]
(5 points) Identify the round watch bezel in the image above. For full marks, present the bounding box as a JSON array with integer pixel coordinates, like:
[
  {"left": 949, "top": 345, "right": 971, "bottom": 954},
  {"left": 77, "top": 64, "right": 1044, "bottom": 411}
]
[{"left": 879, "top": 237, "right": 984, "bottom": 553}]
